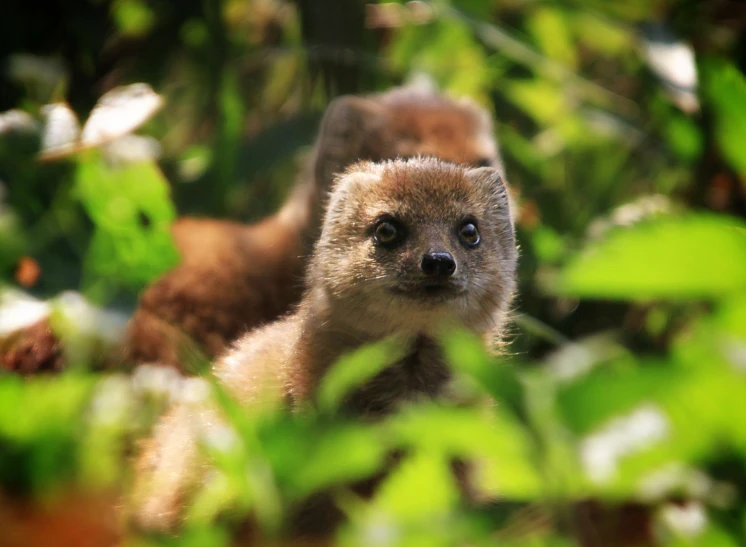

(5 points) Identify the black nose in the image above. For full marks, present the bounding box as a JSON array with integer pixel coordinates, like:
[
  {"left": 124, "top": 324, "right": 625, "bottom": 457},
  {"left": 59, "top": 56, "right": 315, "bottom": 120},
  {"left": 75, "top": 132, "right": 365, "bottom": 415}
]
[{"left": 421, "top": 251, "right": 456, "bottom": 277}]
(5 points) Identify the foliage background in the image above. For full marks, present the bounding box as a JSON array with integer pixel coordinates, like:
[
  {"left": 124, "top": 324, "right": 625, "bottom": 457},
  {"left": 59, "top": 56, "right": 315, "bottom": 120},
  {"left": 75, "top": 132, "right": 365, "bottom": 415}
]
[{"left": 1, "top": 0, "right": 746, "bottom": 545}]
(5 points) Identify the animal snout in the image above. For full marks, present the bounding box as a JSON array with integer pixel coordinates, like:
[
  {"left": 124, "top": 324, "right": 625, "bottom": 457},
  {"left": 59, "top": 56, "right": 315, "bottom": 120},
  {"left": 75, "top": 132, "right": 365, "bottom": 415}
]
[{"left": 420, "top": 251, "right": 456, "bottom": 277}]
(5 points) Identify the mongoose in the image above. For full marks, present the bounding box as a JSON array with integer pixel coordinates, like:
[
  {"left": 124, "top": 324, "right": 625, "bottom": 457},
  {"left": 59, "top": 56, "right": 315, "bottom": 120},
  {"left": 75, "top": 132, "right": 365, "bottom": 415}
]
[
  {"left": 217, "top": 158, "right": 516, "bottom": 408},
  {"left": 124, "top": 86, "right": 503, "bottom": 371},
  {"left": 132, "top": 157, "right": 517, "bottom": 535}
]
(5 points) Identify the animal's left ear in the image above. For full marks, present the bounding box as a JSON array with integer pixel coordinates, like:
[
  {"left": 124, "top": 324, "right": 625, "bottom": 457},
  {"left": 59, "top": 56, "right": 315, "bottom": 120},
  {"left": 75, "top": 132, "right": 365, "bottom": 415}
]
[{"left": 466, "top": 167, "right": 512, "bottom": 220}]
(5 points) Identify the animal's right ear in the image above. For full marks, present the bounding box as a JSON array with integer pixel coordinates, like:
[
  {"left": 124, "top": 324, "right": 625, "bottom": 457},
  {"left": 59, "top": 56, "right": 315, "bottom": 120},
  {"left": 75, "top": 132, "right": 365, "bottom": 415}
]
[{"left": 312, "top": 96, "right": 387, "bottom": 195}]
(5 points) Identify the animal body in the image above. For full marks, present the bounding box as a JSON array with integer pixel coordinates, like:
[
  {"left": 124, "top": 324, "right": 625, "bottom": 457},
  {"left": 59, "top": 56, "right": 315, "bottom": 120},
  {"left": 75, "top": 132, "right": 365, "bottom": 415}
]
[
  {"left": 132, "top": 158, "right": 517, "bottom": 537},
  {"left": 125, "top": 86, "right": 503, "bottom": 371}
]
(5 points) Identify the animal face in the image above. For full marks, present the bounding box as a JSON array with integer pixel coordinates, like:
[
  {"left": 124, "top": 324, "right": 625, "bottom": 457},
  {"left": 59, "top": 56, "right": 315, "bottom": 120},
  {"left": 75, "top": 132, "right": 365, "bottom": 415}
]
[
  {"left": 382, "top": 102, "right": 498, "bottom": 169},
  {"left": 312, "top": 90, "right": 504, "bottom": 209},
  {"left": 313, "top": 158, "right": 517, "bottom": 336}
]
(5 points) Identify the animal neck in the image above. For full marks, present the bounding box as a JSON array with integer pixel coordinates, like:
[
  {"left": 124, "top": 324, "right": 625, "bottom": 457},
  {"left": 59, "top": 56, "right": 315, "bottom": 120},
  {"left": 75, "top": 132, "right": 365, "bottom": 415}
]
[
  {"left": 339, "top": 334, "right": 452, "bottom": 418},
  {"left": 294, "top": 296, "right": 451, "bottom": 416}
]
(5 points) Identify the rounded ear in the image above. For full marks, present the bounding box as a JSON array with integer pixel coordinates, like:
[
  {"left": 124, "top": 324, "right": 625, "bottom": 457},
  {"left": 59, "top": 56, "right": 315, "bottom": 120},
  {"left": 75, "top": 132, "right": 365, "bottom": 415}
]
[
  {"left": 312, "top": 96, "right": 387, "bottom": 195},
  {"left": 299, "top": 96, "right": 387, "bottom": 246},
  {"left": 319, "top": 164, "right": 381, "bottom": 242},
  {"left": 466, "top": 166, "right": 514, "bottom": 225}
]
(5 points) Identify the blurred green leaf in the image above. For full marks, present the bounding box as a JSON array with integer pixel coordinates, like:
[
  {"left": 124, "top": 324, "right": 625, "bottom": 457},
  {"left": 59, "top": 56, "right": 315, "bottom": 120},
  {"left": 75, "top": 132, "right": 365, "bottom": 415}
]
[
  {"left": 532, "top": 225, "right": 567, "bottom": 264},
  {"left": 373, "top": 451, "right": 458, "bottom": 522},
  {"left": 112, "top": 0, "right": 156, "bottom": 38},
  {"left": 705, "top": 60, "right": 746, "bottom": 177},
  {"left": 571, "top": 12, "right": 632, "bottom": 55},
  {"left": 387, "top": 404, "right": 542, "bottom": 498},
  {"left": 318, "top": 337, "right": 408, "bottom": 412},
  {"left": 555, "top": 215, "right": 746, "bottom": 300},
  {"left": 662, "top": 111, "right": 703, "bottom": 162},
  {"left": 439, "top": 328, "right": 524, "bottom": 416},
  {"left": 0, "top": 375, "right": 93, "bottom": 494},
  {"left": 389, "top": 18, "right": 492, "bottom": 101},
  {"left": 74, "top": 153, "right": 179, "bottom": 293},
  {"left": 292, "top": 425, "right": 386, "bottom": 498},
  {"left": 506, "top": 80, "right": 568, "bottom": 127},
  {"left": 528, "top": 7, "right": 577, "bottom": 70},
  {"left": 0, "top": 211, "right": 25, "bottom": 276},
  {"left": 556, "top": 358, "right": 675, "bottom": 436}
]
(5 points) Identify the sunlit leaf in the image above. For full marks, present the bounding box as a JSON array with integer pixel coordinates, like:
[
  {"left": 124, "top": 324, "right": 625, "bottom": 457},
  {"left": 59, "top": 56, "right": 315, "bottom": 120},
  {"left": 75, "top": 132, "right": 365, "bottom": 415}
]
[
  {"left": 387, "top": 404, "right": 542, "bottom": 498},
  {"left": 317, "top": 337, "right": 408, "bottom": 412},
  {"left": 373, "top": 451, "right": 457, "bottom": 521},
  {"left": 112, "top": 0, "right": 155, "bottom": 38},
  {"left": 528, "top": 7, "right": 577, "bottom": 69},
  {"left": 388, "top": 18, "right": 492, "bottom": 102},
  {"left": 555, "top": 214, "right": 746, "bottom": 299},
  {"left": 74, "top": 153, "right": 178, "bottom": 292},
  {"left": 571, "top": 12, "right": 632, "bottom": 55},
  {"left": 0, "top": 376, "right": 94, "bottom": 494},
  {"left": 704, "top": 60, "right": 746, "bottom": 177},
  {"left": 662, "top": 112, "right": 702, "bottom": 161},
  {"left": 268, "top": 420, "right": 388, "bottom": 498},
  {"left": 506, "top": 80, "right": 568, "bottom": 126},
  {"left": 439, "top": 328, "right": 524, "bottom": 416}
]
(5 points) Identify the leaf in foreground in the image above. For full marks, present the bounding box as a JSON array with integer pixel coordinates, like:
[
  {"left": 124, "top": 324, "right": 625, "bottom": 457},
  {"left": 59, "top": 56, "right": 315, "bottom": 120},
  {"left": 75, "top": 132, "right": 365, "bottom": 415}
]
[{"left": 555, "top": 214, "right": 746, "bottom": 300}]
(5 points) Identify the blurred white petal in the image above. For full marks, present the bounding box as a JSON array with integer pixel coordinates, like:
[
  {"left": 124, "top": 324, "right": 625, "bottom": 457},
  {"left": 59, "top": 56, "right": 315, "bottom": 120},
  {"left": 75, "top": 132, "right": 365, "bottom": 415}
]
[
  {"left": 0, "top": 109, "right": 40, "bottom": 135},
  {"left": 54, "top": 291, "right": 128, "bottom": 344},
  {"left": 639, "top": 463, "right": 718, "bottom": 502},
  {"left": 39, "top": 102, "right": 81, "bottom": 158},
  {"left": 581, "top": 404, "right": 669, "bottom": 484},
  {"left": 81, "top": 83, "right": 163, "bottom": 147},
  {"left": 103, "top": 134, "right": 162, "bottom": 165},
  {"left": 640, "top": 23, "right": 699, "bottom": 113},
  {"left": 659, "top": 502, "right": 707, "bottom": 538},
  {"left": 0, "top": 289, "right": 50, "bottom": 335},
  {"left": 588, "top": 194, "right": 672, "bottom": 240}
]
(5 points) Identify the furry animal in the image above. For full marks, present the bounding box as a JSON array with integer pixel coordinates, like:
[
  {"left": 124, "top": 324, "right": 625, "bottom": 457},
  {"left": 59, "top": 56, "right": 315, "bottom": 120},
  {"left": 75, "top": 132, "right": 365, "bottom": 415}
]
[
  {"left": 124, "top": 86, "right": 503, "bottom": 371},
  {"left": 217, "top": 158, "right": 516, "bottom": 408},
  {"left": 131, "top": 158, "right": 517, "bottom": 536}
]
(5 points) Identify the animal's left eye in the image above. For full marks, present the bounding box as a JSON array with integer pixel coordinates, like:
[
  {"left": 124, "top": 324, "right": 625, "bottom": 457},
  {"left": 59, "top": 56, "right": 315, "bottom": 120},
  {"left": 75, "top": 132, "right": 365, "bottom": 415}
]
[{"left": 459, "top": 222, "right": 480, "bottom": 247}]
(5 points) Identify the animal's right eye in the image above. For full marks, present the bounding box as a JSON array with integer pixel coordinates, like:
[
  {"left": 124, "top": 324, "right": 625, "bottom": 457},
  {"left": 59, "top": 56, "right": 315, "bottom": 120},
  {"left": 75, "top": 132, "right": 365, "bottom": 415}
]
[
  {"left": 373, "top": 219, "right": 404, "bottom": 247},
  {"left": 474, "top": 157, "right": 493, "bottom": 168}
]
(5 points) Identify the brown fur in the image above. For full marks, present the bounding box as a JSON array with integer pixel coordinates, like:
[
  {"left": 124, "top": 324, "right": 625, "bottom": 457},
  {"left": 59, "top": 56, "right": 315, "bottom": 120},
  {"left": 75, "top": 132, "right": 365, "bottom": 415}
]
[
  {"left": 0, "top": 319, "right": 64, "bottom": 374},
  {"left": 124, "top": 86, "right": 503, "bottom": 371},
  {"left": 131, "top": 158, "right": 517, "bottom": 537}
]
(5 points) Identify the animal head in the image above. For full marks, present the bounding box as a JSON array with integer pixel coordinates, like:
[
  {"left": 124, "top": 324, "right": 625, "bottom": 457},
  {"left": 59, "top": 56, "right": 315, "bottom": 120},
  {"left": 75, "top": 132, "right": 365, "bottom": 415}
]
[
  {"left": 310, "top": 158, "right": 517, "bottom": 337},
  {"left": 312, "top": 87, "right": 504, "bottom": 203}
]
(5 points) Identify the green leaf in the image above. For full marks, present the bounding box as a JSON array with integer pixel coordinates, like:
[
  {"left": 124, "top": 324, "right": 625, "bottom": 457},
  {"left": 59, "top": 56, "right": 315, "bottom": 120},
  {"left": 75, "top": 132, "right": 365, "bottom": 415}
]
[
  {"left": 571, "top": 12, "right": 632, "bottom": 56},
  {"left": 388, "top": 18, "right": 492, "bottom": 101},
  {"left": 317, "top": 337, "right": 408, "bottom": 412},
  {"left": 387, "top": 404, "right": 542, "bottom": 498},
  {"left": 74, "top": 153, "right": 179, "bottom": 293},
  {"left": 506, "top": 79, "right": 568, "bottom": 126},
  {"left": 439, "top": 328, "right": 524, "bottom": 416},
  {"left": 0, "top": 375, "right": 94, "bottom": 494},
  {"left": 704, "top": 59, "right": 746, "bottom": 177},
  {"left": 373, "top": 451, "right": 458, "bottom": 522},
  {"left": 555, "top": 214, "right": 746, "bottom": 300},
  {"left": 528, "top": 7, "right": 577, "bottom": 69},
  {"left": 112, "top": 0, "right": 155, "bottom": 38},
  {"left": 282, "top": 421, "right": 387, "bottom": 498},
  {"left": 556, "top": 359, "right": 680, "bottom": 436}
]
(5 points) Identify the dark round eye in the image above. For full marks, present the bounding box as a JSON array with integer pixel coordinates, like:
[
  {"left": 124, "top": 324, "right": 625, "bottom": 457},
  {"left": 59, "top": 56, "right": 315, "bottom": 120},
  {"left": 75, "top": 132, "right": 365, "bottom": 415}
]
[
  {"left": 374, "top": 221, "right": 402, "bottom": 246},
  {"left": 459, "top": 222, "right": 480, "bottom": 247}
]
